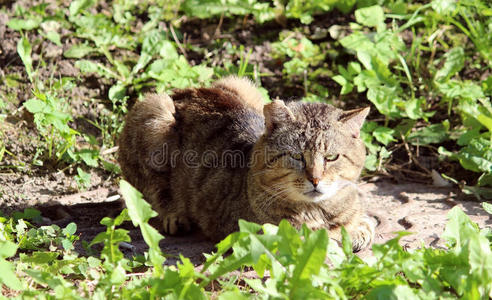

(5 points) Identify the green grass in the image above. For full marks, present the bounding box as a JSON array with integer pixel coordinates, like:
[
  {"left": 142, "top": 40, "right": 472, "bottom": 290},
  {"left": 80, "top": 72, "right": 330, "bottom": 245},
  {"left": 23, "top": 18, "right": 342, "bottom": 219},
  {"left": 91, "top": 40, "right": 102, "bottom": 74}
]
[{"left": 1, "top": 0, "right": 492, "bottom": 298}]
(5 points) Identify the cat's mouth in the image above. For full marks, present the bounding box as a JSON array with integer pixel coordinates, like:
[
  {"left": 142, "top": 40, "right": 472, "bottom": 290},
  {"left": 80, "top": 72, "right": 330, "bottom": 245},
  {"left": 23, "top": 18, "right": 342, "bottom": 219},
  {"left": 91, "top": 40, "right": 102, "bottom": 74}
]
[{"left": 304, "top": 189, "right": 324, "bottom": 198}]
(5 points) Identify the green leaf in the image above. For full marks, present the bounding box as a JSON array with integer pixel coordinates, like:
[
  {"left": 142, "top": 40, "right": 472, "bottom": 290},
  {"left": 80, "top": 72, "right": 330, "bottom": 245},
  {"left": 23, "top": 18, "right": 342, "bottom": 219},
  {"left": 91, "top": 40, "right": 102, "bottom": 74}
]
[
  {"left": 45, "top": 31, "right": 62, "bottom": 46},
  {"left": 0, "top": 260, "right": 22, "bottom": 290},
  {"left": 75, "top": 60, "right": 117, "bottom": 79},
  {"left": 483, "top": 202, "right": 492, "bottom": 215},
  {"left": 120, "top": 180, "right": 157, "bottom": 225},
  {"left": 0, "top": 240, "right": 18, "bottom": 259},
  {"left": 373, "top": 126, "right": 396, "bottom": 146},
  {"left": 76, "top": 149, "right": 99, "bottom": 167},
  {"left": 64, "top": 43, "right": 95, "bottom": 58},
  {"left": 110, "top": 264, "right": 127, "bottom": 284},
  {"left": 291, "top": 227, "right": 328, "bottom": 282},
  {"left": 332, "top": 75, "right": 354, "bottom": 95},
  {"left": 443, "top": 206, "right": 479, "bottom": 248},
  {"left": 366, "top": 285, "right": 418, "bottom": 300},
  {"left": 120, "top": 180, "right": 165, "bottom": 272},
  {"left": 75, "top": 167, "right": 91, "bottom": 189},
  {"left": 7, "top": 18, "right": 41, "bottom": 31},
  {"left": 63, "top": 223, "right": 77, "bottom": 236},
  {"left": 441, "top": 138, "right": 492, "bottom": 173},
  {"left": 340, "top": 227, "right": 353, "bottom": 257},
  {"left": 108, "top": 83, "right": 127, "bottom": 102},
  {"left": 0, "top": 241, "right": 21, "bottom": 290},
  {"left": 69, "top": 0, "right": 96, "bottom": 16},
  {"left": 355, "top": 5, "right": 384, "bottom": 28},
  {"left": 87, "top": 256, "right": 101, "bottom": 268},
  {"left": 20, "top": 251, "right": 59, "bottom": 264},
  {"left": 159, "top": 40, "right": 179, "bottom": 60},
  {"left": 408, "top": 121, "right": 449, "bottom": 145},
  {"left": 478, "top": 173, "right": 492, "bottom": 187},
  {"left": 17, "top": 36, "right": 34, "bottom": 82},
  {"left": 431, "top": 0, "right": 457, "bottom": 15},
  {"left": 435, "top": 47, "right": 465, "bottom": 82}
]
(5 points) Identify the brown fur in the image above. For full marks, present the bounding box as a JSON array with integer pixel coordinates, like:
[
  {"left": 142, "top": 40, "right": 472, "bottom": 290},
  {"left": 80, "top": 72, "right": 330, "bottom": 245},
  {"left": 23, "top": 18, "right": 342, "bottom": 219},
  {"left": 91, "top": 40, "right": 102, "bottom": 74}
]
[{"left": 118, "top": 76, "right": 375, "bottom": 251}]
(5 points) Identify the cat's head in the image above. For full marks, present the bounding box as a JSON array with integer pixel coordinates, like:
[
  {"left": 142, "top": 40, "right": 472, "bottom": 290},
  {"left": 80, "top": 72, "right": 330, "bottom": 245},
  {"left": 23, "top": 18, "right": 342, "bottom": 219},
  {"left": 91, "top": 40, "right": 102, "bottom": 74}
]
[{"left": 251, "top": 100, "right": 369, "bottom": 204}]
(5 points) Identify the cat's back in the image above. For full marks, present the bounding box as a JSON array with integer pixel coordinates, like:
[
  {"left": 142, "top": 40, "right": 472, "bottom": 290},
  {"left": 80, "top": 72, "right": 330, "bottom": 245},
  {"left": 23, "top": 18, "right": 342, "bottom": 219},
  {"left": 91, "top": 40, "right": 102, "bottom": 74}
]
[{"left": 171, "top": 77, "right": 266, "bottom": 152}]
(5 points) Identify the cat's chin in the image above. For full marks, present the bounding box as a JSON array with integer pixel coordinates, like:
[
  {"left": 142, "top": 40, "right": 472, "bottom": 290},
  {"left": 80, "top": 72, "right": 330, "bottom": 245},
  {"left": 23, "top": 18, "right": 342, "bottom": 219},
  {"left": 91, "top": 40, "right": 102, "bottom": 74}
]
[
  {"left": 303, "top": 190, "right": 327, "bottom": 203},
  {"left": 302, "top": 180, "right": 351, "bottom": 203}
]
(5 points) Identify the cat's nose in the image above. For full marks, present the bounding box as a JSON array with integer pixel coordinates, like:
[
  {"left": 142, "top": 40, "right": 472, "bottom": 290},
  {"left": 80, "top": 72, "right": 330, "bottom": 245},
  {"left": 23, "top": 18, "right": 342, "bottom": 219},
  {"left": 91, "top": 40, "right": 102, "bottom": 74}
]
[{"left": 309, "top": 177, "right": 320, "bottom": 187}]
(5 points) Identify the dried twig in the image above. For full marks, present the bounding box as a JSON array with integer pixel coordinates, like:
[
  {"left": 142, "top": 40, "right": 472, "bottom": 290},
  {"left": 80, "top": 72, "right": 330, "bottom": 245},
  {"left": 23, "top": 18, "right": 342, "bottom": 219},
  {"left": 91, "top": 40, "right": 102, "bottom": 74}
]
[
  {"left": 400, "top": 133, "right": 432, "bottom": 175},
  {"left": 170, "top": 24, "right": 187, "bottom": 58}
]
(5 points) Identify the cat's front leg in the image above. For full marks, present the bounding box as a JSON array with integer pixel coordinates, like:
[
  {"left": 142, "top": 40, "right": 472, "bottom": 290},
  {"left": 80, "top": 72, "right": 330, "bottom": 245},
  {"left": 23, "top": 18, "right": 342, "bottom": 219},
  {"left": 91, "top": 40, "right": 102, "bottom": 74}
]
[
  {"left": 162, "top": 213, "right": 192, "bottom": 235},
  {"left": 344, "top": 214, "right": 376, "bottom": 252}
]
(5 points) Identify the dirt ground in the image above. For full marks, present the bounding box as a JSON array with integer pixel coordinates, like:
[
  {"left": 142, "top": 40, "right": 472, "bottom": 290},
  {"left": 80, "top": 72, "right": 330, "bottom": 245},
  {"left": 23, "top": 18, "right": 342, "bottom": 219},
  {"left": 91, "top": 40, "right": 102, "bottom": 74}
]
[{"left": 1, "top": 175, "right": 490, "bottom": 265}]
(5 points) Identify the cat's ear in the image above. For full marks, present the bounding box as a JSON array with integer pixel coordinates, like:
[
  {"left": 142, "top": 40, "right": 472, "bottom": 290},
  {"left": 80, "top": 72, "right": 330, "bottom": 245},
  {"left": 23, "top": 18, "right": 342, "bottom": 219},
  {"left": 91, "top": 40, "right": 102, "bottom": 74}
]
[
  {"left": 264, "top": 100, "right": 295, "bottom": 133},
  {"left": 339, "top": 107, "right": 370, "bottom": 138}
]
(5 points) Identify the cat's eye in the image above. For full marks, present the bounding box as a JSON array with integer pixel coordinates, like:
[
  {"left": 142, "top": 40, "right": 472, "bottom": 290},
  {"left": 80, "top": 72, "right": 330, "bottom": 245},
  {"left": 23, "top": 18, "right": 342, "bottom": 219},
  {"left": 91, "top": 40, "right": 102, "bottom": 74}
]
[
  {"left": 325, "top": 154, "right": 340, "bottom": 162},
  {"left": 291, "top": 153, "right": 304, "bottom": 161}
]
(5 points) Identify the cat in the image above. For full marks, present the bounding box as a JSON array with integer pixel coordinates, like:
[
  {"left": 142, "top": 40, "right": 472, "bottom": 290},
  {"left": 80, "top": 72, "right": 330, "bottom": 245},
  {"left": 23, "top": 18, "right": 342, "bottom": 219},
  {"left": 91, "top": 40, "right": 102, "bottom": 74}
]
[{"left": 118, "top": 76, "right": 376, "bottom": 251}]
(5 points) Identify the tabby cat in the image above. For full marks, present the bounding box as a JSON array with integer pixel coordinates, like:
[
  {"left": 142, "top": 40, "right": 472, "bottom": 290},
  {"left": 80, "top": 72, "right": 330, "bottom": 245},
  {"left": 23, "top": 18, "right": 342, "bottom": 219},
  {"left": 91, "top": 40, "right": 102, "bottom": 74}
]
[{"left": 118, "top": 77, "right": 375, "bottom": 251}]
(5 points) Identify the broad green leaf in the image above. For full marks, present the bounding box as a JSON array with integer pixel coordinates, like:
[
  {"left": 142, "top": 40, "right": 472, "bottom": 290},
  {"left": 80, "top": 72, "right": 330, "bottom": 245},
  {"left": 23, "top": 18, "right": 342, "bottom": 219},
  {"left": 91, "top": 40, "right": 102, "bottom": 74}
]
[
  {"left": 408, "top": 121, "right": 450, "bottom": 145},
  {"left": 373, "top": 126, "right": 396, "bottom": 146},
  {"left": 110, "top": 264, "right": 126, "bottom": 284},
  {"left": 75, "top": 60, "right": 118, "bottom": 79},
  {"left": 0, "top": 240, "right": 17, "bottom": 258},
  {"left": 69, "top": 0, "right": 96, "bottom": 16},
  {"left": 443, "top": 206, "right": 479, "bottom": 248},
  {"left": 238, "top": 219, "right": 262, "bottom": 234},
  {"left": 438, "top": 80, "right": 484, "bottom": 101},
  {"left": 355, "top": 5, "right": 385, "bottom": 28},
  {"left": 441, "top": 138, "right": 492, "bottom": 173},
  {"left": 291, "top": 227, "right": 328, "bottom": 282},
  {"left": 7, "top": 18, "right": 41, "bottom": 31},
  {"left": 17, "top": 36, "right": 33, "bottom": 82},
  {"left": 277, "top": 219, "right": 302, "bottom": 258},
  {"left": 120, "top": 180, "right": 165, "bottom": 272},
  {"left": 45, "top": 31, "right": 62, "bottom": 46},
  {"left": 483, "top": 202, "right": 492, "bottom": 215},
  {"left": 0, "top": 260, "right": 22, "bottom": 290},
  {"left": 20, "top": 251, "right": 59, "bottom": 264},
  {"left": 366, "top": 285, "right": 418, "bottom": 300},
  {"left": 108, "top": 83, "right": 127, "bottom": 102},
  {"left": 63, "top": 223, "right": 77, "bottom": 236},
  {"left": 87, "top": 256, "right": 101, "bottom": 268},
  {"left": 405, "top": 97, "right": 433, "bottom": 120},
  {"left": 182, "top": 0, "right": 274, "bottom": 23},
  {"left": 159, "top": 40, "right": 179, "bottom": 60},
  {"left": 431, "top": 0, "right": 457, "bottom": 15},
  {"left": 457, "top": 128, "right": 481, "bottom": 146},
  {"left": 23, "top": 99, "right": 46, "bottom": 113},
  {"left": 76, "top": 149, "right": 99, "bottom": 167},
  {"left": 367, "top": 86, "right": 404, "bottom": 118},
  {"left": 64, "top": 43, "right": 95, "bottom": 58},
  {"left": 120, "top": 180, "right": 157, "bottom": 225},
  {"left": 340, "top": 227, "right": 352, "bottom": 257},
  {"left": 332, "top": 75, "right": 354, "bottom": 95},
  {"left": 218, "top": 291, "right": 252, "bottom": 300},
  {"left": 435, "top": 47, "right": 465, "bottom": 82}
]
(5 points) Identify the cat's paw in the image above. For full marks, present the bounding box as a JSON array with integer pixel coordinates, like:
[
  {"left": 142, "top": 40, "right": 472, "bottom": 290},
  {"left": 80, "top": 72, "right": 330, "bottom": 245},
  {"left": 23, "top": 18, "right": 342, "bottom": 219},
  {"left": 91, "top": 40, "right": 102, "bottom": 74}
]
[
  {"left": 162, "top": 214, "right": 191, "bottom": 235},
  {"left": 350, "top": 214, "right": 376, "bottom": 252}
]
